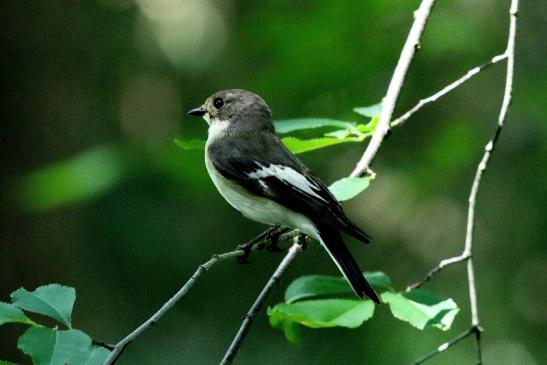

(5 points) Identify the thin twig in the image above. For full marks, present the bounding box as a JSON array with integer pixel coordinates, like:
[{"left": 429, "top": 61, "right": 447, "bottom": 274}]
[
  {"left": 406, "top": 253, "right": 470, "bottom": 291},
  {"left": 391, "top": 53, "right": 508, "bottom": 128},
  {"left": 220, "top": 238, "right": 305, "bottom": 365},
  {"left": 103, "top": 250, "right": 244, "bottom": 364},
  {"left": 412, "top": 0, "right": 518, "bottom": 363},
  {"left": 413, "top": 326, "right": 481, "bottom": 365},
  {"left": 103, "top": 230, "right": 298, "bottom": 365},
  {"left": 351, "top": 0, "right": 437, "bottom": 177}
]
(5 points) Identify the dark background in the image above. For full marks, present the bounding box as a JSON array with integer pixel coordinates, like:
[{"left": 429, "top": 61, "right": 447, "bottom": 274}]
[{"left": 1, "top": 1, "right": 545, "bottom": 364}]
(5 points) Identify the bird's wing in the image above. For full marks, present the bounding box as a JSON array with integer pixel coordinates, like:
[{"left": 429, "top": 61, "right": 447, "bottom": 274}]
[{"left": 210, "top": 153, "right": 370, "bottom": 243}]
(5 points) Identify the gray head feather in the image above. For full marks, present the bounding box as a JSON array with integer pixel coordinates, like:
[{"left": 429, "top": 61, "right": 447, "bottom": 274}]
[{"left": 200, "top": 89, "right": 273, "bottom": 132}]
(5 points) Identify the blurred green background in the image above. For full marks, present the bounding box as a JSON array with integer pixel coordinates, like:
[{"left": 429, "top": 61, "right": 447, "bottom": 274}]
[{"left": 1, "top": 0, "right": 545, "bottom": 364}]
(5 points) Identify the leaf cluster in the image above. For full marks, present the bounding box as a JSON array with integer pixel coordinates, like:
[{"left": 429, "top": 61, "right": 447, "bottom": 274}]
[{"left": 1, "top": 285, "right": 109, "bottom": 365}]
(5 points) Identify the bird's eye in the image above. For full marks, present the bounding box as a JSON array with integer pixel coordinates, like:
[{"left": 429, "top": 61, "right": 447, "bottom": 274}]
[{"left": 213, "top": 97, "right": 225, "bottom": 109}]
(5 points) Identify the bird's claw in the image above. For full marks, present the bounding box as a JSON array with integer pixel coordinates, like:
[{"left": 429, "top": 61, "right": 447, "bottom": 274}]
[
  {"left": 235, "top": 226, "right": 289, "bottom": 263},
  {"left": 265, "top": 226, "right": 289, "bottom": 252}
]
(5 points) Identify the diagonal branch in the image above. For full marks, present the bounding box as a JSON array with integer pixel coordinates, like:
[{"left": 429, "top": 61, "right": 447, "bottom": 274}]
[
  {"left": 391, "top": 53, "right": 508, "bottom": 128},
  {"left": 413, "top": 326, "right": 481, "bottom": 365},
  {"left": 351, "top": 0, "right": 438, "bottom": 177},
  {"left": 219, "top": 238, "right": 305, "bottom": 365},
  {"left": 103, "top": 230, "right": 298, "bottom": 365},
  {"left": 412, "top": 0, "right": 519, "bottom": 363}
]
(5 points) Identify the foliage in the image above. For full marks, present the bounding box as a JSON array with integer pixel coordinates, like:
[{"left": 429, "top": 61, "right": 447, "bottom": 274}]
[
  {"left": 7, "top": 101, "right": 463, "bottom": 359},
  {"left": 0, "top": 285, "right": 109, "bottom": 365},
  {"left": 268, "top": 272, "right": 459, "bottom": 344},
  {"left": 17, "top": 106, "right": 380, "bottom": 211}
]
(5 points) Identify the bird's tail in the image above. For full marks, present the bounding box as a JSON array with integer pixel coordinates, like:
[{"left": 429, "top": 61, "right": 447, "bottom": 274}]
[{"left": 316, "top": 223, "right": 380, "bottom": 303}]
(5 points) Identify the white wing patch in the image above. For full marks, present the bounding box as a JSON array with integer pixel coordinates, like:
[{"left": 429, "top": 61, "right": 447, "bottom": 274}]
[{"left": 247, "top": 164, "right": 327, "bottom": 202}]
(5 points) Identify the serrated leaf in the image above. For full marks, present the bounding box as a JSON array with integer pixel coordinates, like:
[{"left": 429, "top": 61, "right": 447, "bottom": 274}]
[
  {"left": 173, "top": 138, "right": 206, "bottom": 150},
  {"left": 284, "top": 272, "right": 392, "bottom": 303},
  {"left": 353, "top": 102, "right": 382, "bottom": 118},
  {"left": 274, "top": 118, "right": 356, "bottom": 134},
  {"left": 382, "top": 290, "right": 459, "bottom": 331},
  {"left": 268, "top": 299, "right": 374, "bottom": 331},
  {"left": 11, "top": 285, "right": 76, "bottom": 328},
  {"left": 282, "top": 136, "right": 360, "bottom": 154},
  {"left": 18, "top": 327, "right": 91, "bottom": 365},
  {"left": 71, "top": 345, "right": 111, "bottom": 365},
  {"left": 328, "top": 177, "right": 370, "bottom": 201},
  {"left": 0, "top": 302, "right": 37, "bottom": 327}
]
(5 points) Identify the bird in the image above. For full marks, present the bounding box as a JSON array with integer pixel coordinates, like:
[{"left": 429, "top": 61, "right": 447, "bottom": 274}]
[{"left": 187, "top": 89, "right": 380, "bottom": 303}]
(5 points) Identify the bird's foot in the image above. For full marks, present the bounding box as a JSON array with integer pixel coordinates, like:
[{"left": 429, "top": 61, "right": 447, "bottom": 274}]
[
  {"left": 236, "top": 226, "right": 289, "bottom": 263},
  {"left": 265, "top": 227, "right": 290, "bottom": 252}
]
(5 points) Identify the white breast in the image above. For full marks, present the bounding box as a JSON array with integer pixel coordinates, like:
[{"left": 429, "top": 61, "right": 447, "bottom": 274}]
[{"left": 204, "top": 151, "right": 319, "bottom": 241}]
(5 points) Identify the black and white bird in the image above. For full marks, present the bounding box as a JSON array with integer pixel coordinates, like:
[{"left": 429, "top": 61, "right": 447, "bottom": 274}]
[{"left": 188, "top": 89, "right": 380, "bottom": 303}]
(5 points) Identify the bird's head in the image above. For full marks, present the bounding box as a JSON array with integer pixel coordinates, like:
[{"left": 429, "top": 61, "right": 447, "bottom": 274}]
[{"left": 187, "top": 89, "right": 273, "bottom": 132}]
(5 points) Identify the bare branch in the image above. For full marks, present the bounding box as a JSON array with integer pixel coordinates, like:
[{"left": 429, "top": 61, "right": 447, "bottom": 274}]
[
  {"left": 351, "top": 0, "right": 438, "bottom": 177},
  {"left": 413, "top": 326, "right": 481, "bottom": 365},
  {"left": 103, "top": 250, "right": 244, "bottom": 365},
  {"left": 412, "top": 0, "right": 518, "bottom": 363},
  {"left": 406, "top": 252, "right": 470, "bottom": 291},
  {"left": 220, "top": 238, "right": 305, "bottom": 365},
  {"left": 103, "top": 230, "right": 298, "bottom": 365},
  {"left": 391, "top": 53, "right": 508, "bottom": 128}
]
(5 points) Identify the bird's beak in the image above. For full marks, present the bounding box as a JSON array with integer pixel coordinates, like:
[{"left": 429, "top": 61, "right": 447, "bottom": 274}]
[{"left": 187, "top": 107, "right": 206, "bottom": 117}]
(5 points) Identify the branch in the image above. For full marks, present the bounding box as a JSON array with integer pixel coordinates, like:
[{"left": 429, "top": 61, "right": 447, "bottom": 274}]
[
  {"left": 351, "top": 0, "right": 437, "bottom": 177},
  {"left": 103, "top": 230, "right": 298, "bottom": 365},
  {"left": 103, "top": 250, "right": 244, "bottom": 365},
  {"left": 391, "top": 53, "right": 508, "bottom": 128},
  {"left": 413, "top": 326, "right": 481, "bottom": 365},
  {"left": 220, "top": 238, "right": 305, "bottom": 365},
  {"left": 412, "top": 0, "right": 518, "bottom": 363}
]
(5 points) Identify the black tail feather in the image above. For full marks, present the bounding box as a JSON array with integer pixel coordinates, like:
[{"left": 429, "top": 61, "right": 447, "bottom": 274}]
[
  {"left": 337, "top": 215, "right": 371, "bottom": 244},
  {"left": 316, "top": 224, "right": 380, "bottom": 303}
]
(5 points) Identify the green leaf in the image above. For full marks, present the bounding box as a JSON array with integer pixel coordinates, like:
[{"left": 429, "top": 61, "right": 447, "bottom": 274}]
[
  {"left": 17, "top": 145, "right": 129, "bottom": 211},
  {"left": 17, "top": 327, "right": 91, "bottom": 365},
  {"left": 353, "top": 102, "right": 382, "bottom": 118},
  {"left": 356, "top": 115, "right": 380, "bottom": 133},
  {"left": 328, "top": 177, "right": 370, "bottom": 201},
  {"left": 282, "top": 136, "right": 360, "bottom": 154},
  {"left": 268, "top": 315, "right": 302, "bottom": 345},
  {"left": 382, "top": 290, "right": 459, "bottom": 331},
  {"left": 71, "top": 346, "right": 111, "bottom": 365},
  {"left": 284, "top": 272, "right": 392, "bottom": 303},
  {"left": 0, "top": 302, "right": 37, "bottom": 327},
  {"left": 11, "top": 285, "right": 76, "bottom": 328},
  {"left": 362, "top": 271, "right": 393, "bottom": 290},
  {"left": 268, "top": 299, "right": 375, "bottom": 332},
  {"left": 274, "top": 118, "right": 356, "bottom": 134},
  {"left": 324, "top": 129, "right": 353, "bottom": 139},
  {"left": 174, "top": 138, "right": 206, "bottom": 150}
]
